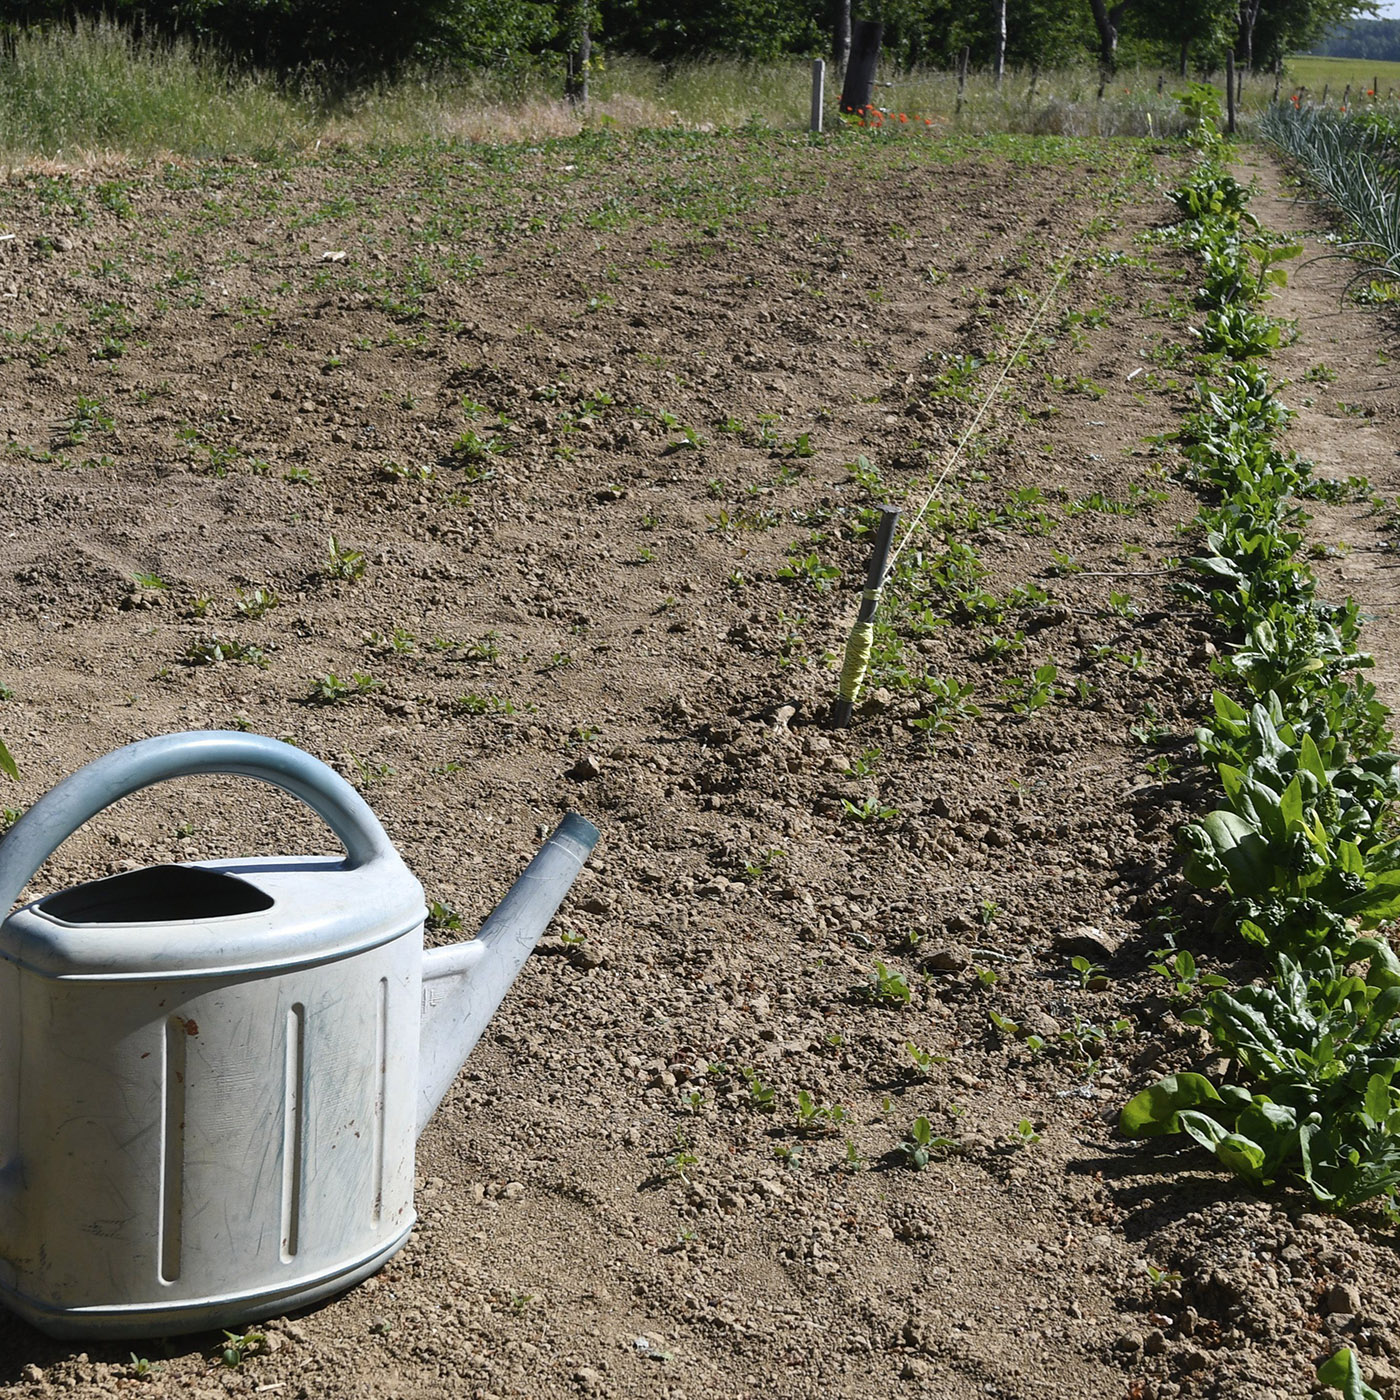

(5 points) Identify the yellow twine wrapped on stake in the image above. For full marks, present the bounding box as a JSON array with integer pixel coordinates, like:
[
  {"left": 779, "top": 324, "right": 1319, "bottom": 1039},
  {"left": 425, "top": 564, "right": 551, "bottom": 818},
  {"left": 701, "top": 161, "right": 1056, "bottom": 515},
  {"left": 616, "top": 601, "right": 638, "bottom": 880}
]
[
  {"left": 838, "top": 616, "right": 877, "bottom": 706},
  {"left": 831, "top": 508, "right": 900, "bottom": 727}
]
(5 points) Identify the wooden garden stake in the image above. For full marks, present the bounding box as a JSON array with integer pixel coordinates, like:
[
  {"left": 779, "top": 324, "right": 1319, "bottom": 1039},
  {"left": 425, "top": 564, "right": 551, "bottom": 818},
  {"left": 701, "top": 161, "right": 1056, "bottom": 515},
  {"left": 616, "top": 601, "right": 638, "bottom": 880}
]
[
  {"left": 831, "top": 506, "right": 900, "bottom": 728},
  {"left": 810, "top": 59, "right": 825, "bottom": 133},
  {"left": 956, "top": 47, "right": 969, "bottom": 117},
  {"left": 1226, "top": 53, "right": 1236, "bottom": 134}
]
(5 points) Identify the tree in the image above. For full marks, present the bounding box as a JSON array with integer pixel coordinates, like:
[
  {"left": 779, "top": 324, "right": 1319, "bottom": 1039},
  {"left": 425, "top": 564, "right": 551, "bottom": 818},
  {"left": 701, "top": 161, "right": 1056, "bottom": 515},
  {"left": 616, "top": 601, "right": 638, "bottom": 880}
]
[
  {"left": 832, "top": 0, "right": 850, "bottom": 67},
  {"left": 1133, "top": 0, "right": 1236, "bottom": 74},
  {"left": 1087, "top": 0, "right": 1131, "bottom": 76},
  {"left": 1247, "top": 0, "right": 1377, "bottom": 69}
]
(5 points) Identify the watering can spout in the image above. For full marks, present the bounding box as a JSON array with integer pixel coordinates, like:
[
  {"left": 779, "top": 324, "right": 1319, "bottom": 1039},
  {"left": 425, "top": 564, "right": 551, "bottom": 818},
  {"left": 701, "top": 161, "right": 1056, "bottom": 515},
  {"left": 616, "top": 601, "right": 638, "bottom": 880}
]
[{"left": 416, "top": 813, "right": 600, "bottom": 1137}]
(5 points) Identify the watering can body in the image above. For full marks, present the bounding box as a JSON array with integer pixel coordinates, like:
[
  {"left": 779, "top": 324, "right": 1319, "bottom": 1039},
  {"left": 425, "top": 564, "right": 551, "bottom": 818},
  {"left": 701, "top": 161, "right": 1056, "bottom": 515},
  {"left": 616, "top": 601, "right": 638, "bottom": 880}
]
[{"left": 0, "top": 732, "right": 598, "bottom": 1339}]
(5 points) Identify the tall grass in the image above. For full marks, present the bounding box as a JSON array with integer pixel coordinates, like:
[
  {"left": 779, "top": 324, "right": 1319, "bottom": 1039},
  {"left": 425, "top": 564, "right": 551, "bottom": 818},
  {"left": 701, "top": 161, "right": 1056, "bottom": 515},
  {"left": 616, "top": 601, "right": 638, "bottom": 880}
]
[
  {"left": 0, "top": 19, "right": 1314, "bottom": 164},
  {"left": 0, "top": 18, "right": 314, "bottom": 162}
]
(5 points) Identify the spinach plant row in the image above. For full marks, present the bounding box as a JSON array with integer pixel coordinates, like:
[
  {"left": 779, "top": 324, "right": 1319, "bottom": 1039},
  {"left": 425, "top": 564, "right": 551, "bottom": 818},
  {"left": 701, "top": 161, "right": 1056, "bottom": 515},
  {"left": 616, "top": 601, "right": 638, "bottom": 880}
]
[{"left": 1120, "top": 146, "right": 1400, "bottom": 1218}]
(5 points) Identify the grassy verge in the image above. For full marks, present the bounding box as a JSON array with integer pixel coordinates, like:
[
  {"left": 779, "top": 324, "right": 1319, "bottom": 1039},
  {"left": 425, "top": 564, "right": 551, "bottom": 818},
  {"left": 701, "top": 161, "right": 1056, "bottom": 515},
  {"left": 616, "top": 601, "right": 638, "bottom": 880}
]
[{"left": 0, "top": 19, "right": 1330, "bottom": 165}]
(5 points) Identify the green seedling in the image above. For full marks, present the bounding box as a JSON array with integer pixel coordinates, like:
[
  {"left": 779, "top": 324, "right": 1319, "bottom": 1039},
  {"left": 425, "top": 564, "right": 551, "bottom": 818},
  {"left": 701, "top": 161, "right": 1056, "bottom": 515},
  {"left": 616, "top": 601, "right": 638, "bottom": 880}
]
[
  {"left": 367, "top": 626, "right": 415, "bottom": 653},
  {"left": 841, "top": 796, "right": 899, "bottom": 823},
  {"left": 905, "top": 1041, "right": 948, "bottom": 1076},
  {"left": 776, "top": 551, "right": 840, "bottom": 593},
  {"left": 843, "top": 748, "right": 881, "bottom": 779},
  {"left": 1149, "top": 949, "right": 1228, "bottom": 1002},
  {"left": 1010, "top": 1119, "right": 1042, "bottom": 1147},
  {"left": 861, "top": 960, "right": 912, "bottom": 1006},
  {"left": 740, "top": 846, "right": 786, "bottom": 883},
  {"left": 665, "top": 1132, "right": 699, "bottom": 1183},
  {"left": 183, "top": 637, "right": 268, "bottom": 668},
  {"left": 234, "top": 587, "right": 279, "bottom": 618},
  {"left": 897, "top": 1117, "right": 953, "bottom": 1171},
  {"left": 308, "top": 672, "right": 380, "bottom": 704},
  {"left": 324, "top": 536, "right": 365, "bottom": 582},
  {"left": 794, "top": 1091, "right": 847, "bottom": 1133},
  {"left": 462, "top": 631, "right": 500, "bottom": 662},
  {"left": 1002, "top": 663, "right": 1061, "bottom": 713},
  {"left": 452, "top": 693, "right": 517, "bottom": 715},
  {"left": 220, "top": 1330, "right": 266, "bottom": 1368},
  {"left": 1070, "top": 955, "right": 1107, "bottom": 989},
  {"left": 426, "top": 901, "right": 462, "bottom": 932},
  {"left": 742, "top": 1068, "right": 777, "bottom": 1113},
  {"left": 128, "top": 1353, "right": 160, "bottom": 1379}
]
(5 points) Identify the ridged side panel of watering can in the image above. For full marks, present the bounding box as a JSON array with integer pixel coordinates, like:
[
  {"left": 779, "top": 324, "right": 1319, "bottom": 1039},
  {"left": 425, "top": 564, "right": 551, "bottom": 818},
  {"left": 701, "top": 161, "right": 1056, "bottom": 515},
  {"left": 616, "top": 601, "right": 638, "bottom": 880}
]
[{"left": 0, "top": 931, "right": 420, "bottom": 1317}]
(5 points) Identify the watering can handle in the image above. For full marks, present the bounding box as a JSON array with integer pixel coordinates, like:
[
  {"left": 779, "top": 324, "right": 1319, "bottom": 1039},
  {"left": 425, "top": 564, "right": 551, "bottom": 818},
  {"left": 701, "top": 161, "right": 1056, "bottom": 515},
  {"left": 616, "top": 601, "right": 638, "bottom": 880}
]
[{"left": 0, "top": 730, "right": 398, "bottom": 915}]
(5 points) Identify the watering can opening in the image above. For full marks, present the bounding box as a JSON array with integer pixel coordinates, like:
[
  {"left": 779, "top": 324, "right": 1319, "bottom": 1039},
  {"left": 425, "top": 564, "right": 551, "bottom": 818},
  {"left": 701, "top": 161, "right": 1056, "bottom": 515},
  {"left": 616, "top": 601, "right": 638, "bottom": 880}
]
[{"left": 37, "top": 865, "right": 275, "bottom": 924}]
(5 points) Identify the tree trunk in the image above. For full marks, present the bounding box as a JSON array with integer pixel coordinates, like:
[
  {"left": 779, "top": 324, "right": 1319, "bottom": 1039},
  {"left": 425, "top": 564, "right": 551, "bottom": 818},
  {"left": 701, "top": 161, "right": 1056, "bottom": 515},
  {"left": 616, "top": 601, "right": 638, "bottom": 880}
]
[
  {"left": 565, "top": 10, "right": 589, "bottom": 108},
  {"left": 832, "top": 0, "right": 851, "bottom": 72},
  {"left": 1239, "top": 0, "right": 1261, "bottom": 72},
  {"left": 994, "top": 0, "right": 1007, "bottom": 89},
  {"left": 1088, "top": 0, "right": 1119, "bottom": 77},
  {"left": 839, "top": 20, "right": 882, "bottom": 113}
]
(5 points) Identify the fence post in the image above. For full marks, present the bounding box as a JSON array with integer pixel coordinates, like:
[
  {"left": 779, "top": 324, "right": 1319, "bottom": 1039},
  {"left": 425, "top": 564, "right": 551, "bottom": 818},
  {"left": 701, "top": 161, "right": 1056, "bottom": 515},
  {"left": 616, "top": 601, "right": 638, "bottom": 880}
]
[
  {"left": 810, "top": 58, "right": 825, "bottom": 134},
  {"left": 955, "top": 47, "right": 969, "bottom": 117},
  {"left": 839, "top": 20, "right": 882, "bottom": 114},
  {"left": 1226, "top": 53, "right": 1236, "bottom": 133}
]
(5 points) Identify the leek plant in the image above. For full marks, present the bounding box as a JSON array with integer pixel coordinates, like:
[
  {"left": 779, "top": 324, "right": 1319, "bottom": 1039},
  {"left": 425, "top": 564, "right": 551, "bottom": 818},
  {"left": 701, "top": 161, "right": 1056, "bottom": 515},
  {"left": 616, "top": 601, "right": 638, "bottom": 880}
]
[{"left": 1260, "top": 103, "right": 1400, "bottom": 292}]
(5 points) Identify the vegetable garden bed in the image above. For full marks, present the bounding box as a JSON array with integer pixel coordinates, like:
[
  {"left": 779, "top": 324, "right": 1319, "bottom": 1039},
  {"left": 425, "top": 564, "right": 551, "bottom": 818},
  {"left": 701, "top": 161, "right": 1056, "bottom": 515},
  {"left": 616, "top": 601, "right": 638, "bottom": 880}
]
[{"left": 0, "top": 123, "right": 1399, "bottom": 1398}]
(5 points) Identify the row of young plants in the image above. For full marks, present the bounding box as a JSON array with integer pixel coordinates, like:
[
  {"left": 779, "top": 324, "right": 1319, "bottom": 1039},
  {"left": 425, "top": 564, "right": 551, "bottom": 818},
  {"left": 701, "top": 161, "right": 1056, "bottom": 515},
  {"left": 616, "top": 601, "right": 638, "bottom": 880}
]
[{"left": 1120, "top": 146, "right": 1400, "bottom": 1242}]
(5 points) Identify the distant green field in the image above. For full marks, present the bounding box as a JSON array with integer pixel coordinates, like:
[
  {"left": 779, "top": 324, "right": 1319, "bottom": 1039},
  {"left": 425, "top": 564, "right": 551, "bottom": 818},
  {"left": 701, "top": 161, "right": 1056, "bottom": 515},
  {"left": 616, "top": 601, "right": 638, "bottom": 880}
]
[{"left": 1286, "top": 54, "right": 1400, "bottom": 99}]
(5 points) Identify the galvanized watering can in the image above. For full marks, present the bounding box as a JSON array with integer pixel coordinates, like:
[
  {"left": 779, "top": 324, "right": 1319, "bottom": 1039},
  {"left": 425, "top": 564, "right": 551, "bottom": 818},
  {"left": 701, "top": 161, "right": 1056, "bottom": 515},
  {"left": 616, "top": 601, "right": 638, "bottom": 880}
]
[{"left": 0, "top": 731, "right": 599, "bottom": 1339}]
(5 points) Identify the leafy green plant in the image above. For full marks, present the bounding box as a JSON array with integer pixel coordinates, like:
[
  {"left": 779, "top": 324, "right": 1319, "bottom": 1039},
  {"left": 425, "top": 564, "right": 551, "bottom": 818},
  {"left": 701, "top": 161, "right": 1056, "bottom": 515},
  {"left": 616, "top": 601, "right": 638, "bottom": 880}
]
[
  {"left": 220, "top": 1330, "right": 266, "bottom": 1368},
  {"left": 1070, "top": 955, "right": 1105, "bottom": 989},
  {"left": 742, "top": 1068, "right": 777, "bottom": 1113},
  {"left": 897, "top": 1117, "right": 952, "bottom": 1171},
  {"left": 905, "top": 1041, "right": 947, "bottom": 1076},
  {"left": 1317, "top": 1348, "right": 1382, "bottom": 1400},
  {"left": 324, "top": 535, "right": 365, "bottom": 581},
  {"left": 1002, "top": 662, "right": 1061, "bottom": 714},
  {"left": 776, "top": 550, "right": 840, "bottom": 593},
  {"left": 308, "top": 671, "right": 380, "bottom": 704},
  {"left": 860, "top": 960, "right": 912, "bottom": 1006},
  {"left": 234, "top": 586, "right": 278, "bottom": 618},
  {"left": 183, "top": 636, "right": 268, "bottom": 668},
  {"left": 841, "top": 796, "right": 899, "bottom": 823},
  {"left": 665, "top": 1132, "right": 699, "bottom": 1184},
  {"left": 794, "top": 1091, "right": 847, "bottom": 1134}
]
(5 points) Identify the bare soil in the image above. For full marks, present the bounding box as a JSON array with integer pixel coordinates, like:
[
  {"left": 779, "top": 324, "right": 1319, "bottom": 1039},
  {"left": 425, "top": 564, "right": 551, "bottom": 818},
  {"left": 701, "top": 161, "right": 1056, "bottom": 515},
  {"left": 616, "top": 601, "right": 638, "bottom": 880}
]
[{"left": 0, "top": 128, "right": 1397, "bottom": 1400}]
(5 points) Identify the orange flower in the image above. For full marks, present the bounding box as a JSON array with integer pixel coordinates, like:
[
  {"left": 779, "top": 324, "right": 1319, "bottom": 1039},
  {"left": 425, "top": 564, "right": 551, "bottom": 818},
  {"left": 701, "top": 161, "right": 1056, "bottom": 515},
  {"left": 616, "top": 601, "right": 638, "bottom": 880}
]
[{"left": 898, "top": 113, "right": 908, "bottom": 123}]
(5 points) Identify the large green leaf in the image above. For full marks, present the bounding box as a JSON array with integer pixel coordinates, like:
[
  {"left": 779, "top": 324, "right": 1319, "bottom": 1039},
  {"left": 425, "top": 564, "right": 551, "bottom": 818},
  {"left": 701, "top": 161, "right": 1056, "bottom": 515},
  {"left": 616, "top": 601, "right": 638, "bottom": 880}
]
[
  {"left": 1184, "top": 809, "right": 1275, "bottom": 897},
  {"left": 0, "top": 737, "right": 14, "bottom": 782},
  {"left": 1120, "top": 1073, "right": 1222, "bottom": 1138},
  {"left": 1317, "top": 1349, "right": 1382, "bottom": 1400}
]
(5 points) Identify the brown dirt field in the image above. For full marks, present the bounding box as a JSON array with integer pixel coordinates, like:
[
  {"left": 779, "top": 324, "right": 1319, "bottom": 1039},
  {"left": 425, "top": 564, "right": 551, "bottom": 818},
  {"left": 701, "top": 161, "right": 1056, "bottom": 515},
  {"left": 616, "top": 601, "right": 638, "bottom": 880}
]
[{"left": 0, "top": 127, "right": 1397, "bottom": 1400}]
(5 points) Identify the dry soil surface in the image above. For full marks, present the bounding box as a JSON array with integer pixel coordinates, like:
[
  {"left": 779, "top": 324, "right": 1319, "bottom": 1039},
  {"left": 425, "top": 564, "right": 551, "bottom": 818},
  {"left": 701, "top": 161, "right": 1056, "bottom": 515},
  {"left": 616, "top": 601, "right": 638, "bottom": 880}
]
[{"left": 0, "top": 128, "right": 1396, "bottom": 1400}]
